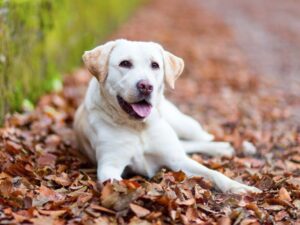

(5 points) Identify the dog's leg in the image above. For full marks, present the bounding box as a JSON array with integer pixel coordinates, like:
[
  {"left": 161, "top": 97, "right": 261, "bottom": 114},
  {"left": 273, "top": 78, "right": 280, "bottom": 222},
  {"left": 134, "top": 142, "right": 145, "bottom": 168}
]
[
  {"left": 86, "top": 116, "right": 141, "bottom": 182},
  {"left": 160, "top": 98, "right": 236, "bottom": 156},
  {"left": 181, "top": 141, "right": 234, "bottom": 157},
  {"left": 160, "top": 98, "right": 214, "bottom": 141},
  {"left": 93, "top": 132, "right": 138, "bottom": 182},
  {"left": 170, "top": 155, "right": 261, "bottom": 194},
  {"left": 146, "top": 119, "right": 260, "bottom": 194},
  {"left": 97, "top": 151, "right": 132, "bottom": 182}
]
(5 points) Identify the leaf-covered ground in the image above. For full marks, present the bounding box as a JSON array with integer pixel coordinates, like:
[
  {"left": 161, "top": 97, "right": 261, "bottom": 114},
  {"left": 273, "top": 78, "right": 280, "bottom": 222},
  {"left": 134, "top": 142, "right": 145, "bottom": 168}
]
[{"left": 1, "top": 0, "right": 300, "bottom": 224}]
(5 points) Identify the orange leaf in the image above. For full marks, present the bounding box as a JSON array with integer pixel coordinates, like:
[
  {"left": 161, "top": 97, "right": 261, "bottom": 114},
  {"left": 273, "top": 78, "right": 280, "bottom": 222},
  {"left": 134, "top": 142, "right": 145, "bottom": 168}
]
[
  {"left": 130, "top": 203, "right": 150, "bottom": 218},
  {"left": 278, "top": 187, "right": 292, "bottom": 202}
]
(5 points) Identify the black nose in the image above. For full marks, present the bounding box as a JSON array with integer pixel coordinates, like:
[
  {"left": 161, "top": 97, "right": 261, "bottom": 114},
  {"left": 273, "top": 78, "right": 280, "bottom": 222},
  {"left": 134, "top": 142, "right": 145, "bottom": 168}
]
[{"left": 136, "top": 80, "right": 153, "bottom": 96}]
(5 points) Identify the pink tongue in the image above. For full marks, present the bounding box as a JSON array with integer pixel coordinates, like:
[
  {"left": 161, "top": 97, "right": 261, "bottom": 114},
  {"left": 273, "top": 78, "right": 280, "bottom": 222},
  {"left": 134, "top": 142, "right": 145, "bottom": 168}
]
[{"left": 131, "top": 103, "right": 152, "bottom": 118}]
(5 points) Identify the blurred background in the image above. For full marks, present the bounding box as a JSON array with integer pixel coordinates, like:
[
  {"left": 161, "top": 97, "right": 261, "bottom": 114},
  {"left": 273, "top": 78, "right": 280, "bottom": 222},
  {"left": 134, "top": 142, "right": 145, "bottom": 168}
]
[
  {"left": 0, "top": 0, "right": 299, "bottom": 123},
  {"left": 199, "top": 0, "right": 300, "bottom": 94},
  {"left": 0, "top": 0, "right": 141, "bottom": 122}
]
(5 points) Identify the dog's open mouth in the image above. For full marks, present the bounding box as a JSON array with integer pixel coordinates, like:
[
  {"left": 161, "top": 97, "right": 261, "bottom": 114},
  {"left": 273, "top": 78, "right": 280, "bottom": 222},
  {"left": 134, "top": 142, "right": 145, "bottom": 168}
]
[{"left": 117, "top": 96, "right": 152, "bottom": 119}]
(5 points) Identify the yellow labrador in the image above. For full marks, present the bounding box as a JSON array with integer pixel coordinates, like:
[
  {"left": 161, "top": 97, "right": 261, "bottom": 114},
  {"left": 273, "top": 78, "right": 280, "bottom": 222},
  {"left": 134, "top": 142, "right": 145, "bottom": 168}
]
[{"left": 74, "top": 39, "right": 261, "bottom": 194}]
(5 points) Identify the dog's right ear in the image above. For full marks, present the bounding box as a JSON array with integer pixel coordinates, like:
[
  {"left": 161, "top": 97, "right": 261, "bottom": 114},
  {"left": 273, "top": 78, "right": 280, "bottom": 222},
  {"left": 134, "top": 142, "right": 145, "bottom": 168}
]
[{"left": 82, "top": 41, "right": 116, "bottom": 83}]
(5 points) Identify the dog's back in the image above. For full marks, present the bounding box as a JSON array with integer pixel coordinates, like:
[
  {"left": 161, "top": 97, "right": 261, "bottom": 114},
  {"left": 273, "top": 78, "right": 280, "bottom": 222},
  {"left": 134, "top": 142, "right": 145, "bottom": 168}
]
[{"left": 74, "top": 103, "right": 97, "bottom": 164}]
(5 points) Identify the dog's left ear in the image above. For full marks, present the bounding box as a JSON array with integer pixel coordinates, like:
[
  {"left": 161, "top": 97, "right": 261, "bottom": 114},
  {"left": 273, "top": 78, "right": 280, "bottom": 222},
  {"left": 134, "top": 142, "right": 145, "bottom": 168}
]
[
  {"left": 82, "top": 41, "right": 116, "bottom": 83},
  {"left": 163, "top": 50, "right": 184, "bottom": 89}
]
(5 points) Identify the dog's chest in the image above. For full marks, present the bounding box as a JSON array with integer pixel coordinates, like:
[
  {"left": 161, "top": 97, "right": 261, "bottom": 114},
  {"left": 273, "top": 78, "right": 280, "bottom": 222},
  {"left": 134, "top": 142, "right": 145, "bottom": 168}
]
[
  {"left": 139, "top": 130, "right": 160, "bottom": 154},
  {"left": 130, "top": 131, "right": 156, "bottom": 176}
]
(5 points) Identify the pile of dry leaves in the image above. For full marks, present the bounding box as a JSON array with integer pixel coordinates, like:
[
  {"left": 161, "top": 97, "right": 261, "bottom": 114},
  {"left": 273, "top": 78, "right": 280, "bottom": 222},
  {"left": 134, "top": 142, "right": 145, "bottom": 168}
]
[{"left": 0, "top": 0, "right": 299, "bottom": 224}]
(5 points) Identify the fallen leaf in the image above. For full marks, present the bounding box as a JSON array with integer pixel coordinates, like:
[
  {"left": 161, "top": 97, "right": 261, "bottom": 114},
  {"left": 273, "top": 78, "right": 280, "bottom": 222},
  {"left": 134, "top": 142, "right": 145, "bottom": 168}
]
[
  {"left": 37, "top": 153, "right": 57, "bottom": 168},
  {"left": 240, "top": 218, "right": 259, "bottom": 225},
  {"left": 130, "top": 203, "right": 150, "bottom": 218},
  {"left": 274, "top": 210, "right": 289, "bottom": 221},
  {"left": 101, "top": 183, "right": 120, "bottom": 208},
  {"left": 46, "top": 173, "right": 72, "bottom": 186},
  {"left": 245, "top": 203, "right": 265, "bottom": 220},
  {"left": 128, "top": 217, "right": 151, "bottom": 225},
  {"left": 278, "top": 187, "right": 292, "bottom": 202},
  {"left": 90, "top": 203, "right": 116, "bottom": 215},
  {"left": 217, "top": 216, "right": 231, "bottom": 225},
  {"left": 0, "top": 179, "right": 13, "bottom": 196},
  {"left": 175, "top": 197, "right": 195, "bottom": 206},
  {"left": 38, "top": 209, "right": 67, "bottom": 218}
]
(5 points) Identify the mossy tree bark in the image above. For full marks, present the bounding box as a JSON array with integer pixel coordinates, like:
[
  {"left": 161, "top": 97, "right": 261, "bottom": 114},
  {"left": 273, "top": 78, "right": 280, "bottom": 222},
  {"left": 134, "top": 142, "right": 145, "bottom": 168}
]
[{"left": 0, "top": 0, "right": 142, "bottom": 123}]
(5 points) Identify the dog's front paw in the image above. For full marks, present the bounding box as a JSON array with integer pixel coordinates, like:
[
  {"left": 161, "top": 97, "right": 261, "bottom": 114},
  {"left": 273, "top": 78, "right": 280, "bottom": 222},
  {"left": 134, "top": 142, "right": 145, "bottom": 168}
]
[
  {"left": 97, "top": 170, "right": 122, "bottom": 183},
  {"left": 226, "top": 183, "right": 262, "bottom": 194}
]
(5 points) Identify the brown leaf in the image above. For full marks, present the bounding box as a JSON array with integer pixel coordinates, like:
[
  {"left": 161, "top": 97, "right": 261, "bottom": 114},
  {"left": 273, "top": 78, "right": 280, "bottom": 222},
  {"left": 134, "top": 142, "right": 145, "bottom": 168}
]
[
  {"left": 261, "top": 203, "right": 285, "bottom": 211},
  {"left": 113, "top": 188, "right": 145, "bottom": 211},
  {"left": 217, "top": 216, "right": 231, "bottom": 225},
  {"left": 0, "top": 179, "right": 13, "bottom": 196},
  {"left": 90, "top": 203, "right": 116, "bottom": 215},
  {"left": 155, "top": 195, "right": 172, "bottom": 207},
  {"left": 54, "top": 173, "right": 72, "bottom": 186},
  {"left": 266, "top": 198, "right": 294, "bottom": 208},
  {"left": 257, "top": 175, "right": 274, "bottom": 190},
  {"left": 12, "top": 212, "right": 30, "bottom": 223},
  {"left": 38, "top": 209, "right": 67, "bottom": 218},
  {"left": 240, "top": 218, "right": 259, "bottom": 225},
  {"left": 130, "top": 203, "right": 150, "bottom": 218},
  {"left": 67, "top": 186, "right": 87, "bottom": 197},
  {"left": 287, "top": 177, "right": 300, "bottom": 187},
  {"left": 291, "top": 154, "right": 300, "bottom": 163},
  {"left": 175, "top": 197, "right": 195, "bottom": 206},
  {"left": 5, "top": 140, "right": 22, "bottom": 155},
  {"left": 33, "top": 185, "right": 65, "bottom": 206},
  {"left": 146, "top": 211, "right": 162, "bottom": 220},
  {"left": 128, "top": 217, "right": 151, "bottom": 225},
  {"left": 37, "top": 153, "right": 57, "bottom": 168},
  {"left": 274, "top": 210, "right": 289, "bottom": 221},
  {"left": 278, "top": 187, "right": 292, "bottom": 202},
  {"left": 3, "top": 160, "right": 34, "bottom": 178},
  {"left": 185, "top": 207, "right": 198, "bottom": 222},
  {"left": 30, "top": 216, "right": 56, "bottom": 225},
  {"left": 293, "top": 199, "right": 300, "bottom": 209},
  {"left": 245, "top": 203, "right": 265, "bottom": 220},
  {"left": 77, "top": 192, "right": 93, "bottom": 205},
  {"left": 122, "top": 180, "right": 141, "bottom": 189},
  {"left": 171, "top": 170, "right": 186, "bottom": 182},
  {"left": 101, "top": 183, "right": 119, "bottom": 208}
]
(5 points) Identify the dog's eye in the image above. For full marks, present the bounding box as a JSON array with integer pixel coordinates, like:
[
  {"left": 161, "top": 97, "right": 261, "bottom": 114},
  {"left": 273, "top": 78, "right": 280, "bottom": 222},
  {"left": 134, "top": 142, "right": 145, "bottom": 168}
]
[
  {"left": 151, "top": 62, "right": 159, "bottom": 69},
  {"left": 119, "top": 60, "right": 132, "bottom": 68}
]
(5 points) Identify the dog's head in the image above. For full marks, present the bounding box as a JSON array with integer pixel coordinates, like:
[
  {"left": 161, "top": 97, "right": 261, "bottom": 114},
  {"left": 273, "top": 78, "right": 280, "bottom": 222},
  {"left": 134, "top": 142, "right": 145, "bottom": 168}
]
[{"left": 82, "top": 39, "right": 184, "bottom": 120}]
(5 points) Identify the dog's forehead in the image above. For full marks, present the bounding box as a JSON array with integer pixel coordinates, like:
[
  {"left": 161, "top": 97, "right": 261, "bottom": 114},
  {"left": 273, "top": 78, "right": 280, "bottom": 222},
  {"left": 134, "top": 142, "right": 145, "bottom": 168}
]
[{"left": 111, "top": 41, "right": 162, "bottom": 61}]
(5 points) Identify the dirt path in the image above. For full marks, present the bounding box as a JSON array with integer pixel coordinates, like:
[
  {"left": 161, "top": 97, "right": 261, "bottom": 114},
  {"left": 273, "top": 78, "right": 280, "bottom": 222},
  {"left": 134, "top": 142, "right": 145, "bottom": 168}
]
[
  {"left": 199, "top": 0, "right": 300, "bottom": 94},
  {"left": 0, "top": 0, "right": 299, "bottom": 224}
]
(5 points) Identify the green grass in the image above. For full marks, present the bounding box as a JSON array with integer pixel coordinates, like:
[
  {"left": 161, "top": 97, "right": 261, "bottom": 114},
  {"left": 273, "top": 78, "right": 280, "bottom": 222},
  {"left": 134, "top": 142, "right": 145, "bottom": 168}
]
[{"left": 0, "top": 0, "right": 142, "bottom": 123}]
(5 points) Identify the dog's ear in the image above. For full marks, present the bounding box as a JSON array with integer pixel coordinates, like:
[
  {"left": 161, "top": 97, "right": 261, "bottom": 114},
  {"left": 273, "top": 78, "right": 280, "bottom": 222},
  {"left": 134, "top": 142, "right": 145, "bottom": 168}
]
[
  {"left": 163, "top": 50, "right": 184, "bottom": 89},
  {"left": 82, "top": 41, "right": 116, "bottom": 83}
]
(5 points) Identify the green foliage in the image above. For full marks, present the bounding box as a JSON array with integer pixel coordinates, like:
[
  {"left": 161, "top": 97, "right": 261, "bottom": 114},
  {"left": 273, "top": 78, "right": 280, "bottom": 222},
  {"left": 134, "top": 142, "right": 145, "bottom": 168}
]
[{"left": 0, "top": 0, "right": 141, "bottom": 122}]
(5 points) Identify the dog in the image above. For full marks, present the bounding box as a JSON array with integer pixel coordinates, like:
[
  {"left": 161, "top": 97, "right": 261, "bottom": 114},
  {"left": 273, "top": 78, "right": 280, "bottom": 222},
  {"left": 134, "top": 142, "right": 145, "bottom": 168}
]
[{"left": 74, "top": 39, "right": 261, "bottom": 194}]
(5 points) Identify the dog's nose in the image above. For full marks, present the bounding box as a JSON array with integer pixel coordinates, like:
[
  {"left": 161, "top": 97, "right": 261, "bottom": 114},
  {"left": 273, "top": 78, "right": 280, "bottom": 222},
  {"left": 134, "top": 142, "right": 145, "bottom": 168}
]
[{"left": 136, "top": 80, "right": 153, "bottom": 96}]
